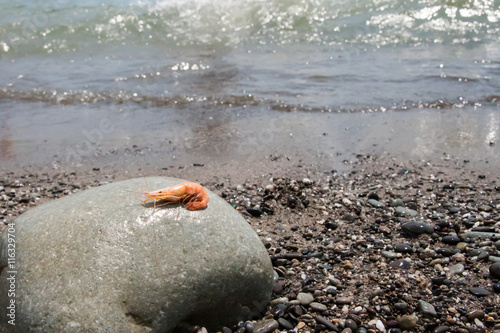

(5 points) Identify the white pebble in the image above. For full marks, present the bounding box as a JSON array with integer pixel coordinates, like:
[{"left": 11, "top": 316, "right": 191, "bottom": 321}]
[{"left": 375, "top": 319, "right": 386, "bottom": 332}]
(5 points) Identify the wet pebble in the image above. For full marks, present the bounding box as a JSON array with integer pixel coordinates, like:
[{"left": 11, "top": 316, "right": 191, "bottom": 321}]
[
  {"left": 394, "top": 302, "right": 408, "bottom": 313},
  {"left": 391, "top": 199, "right": 404, "bottom": 207},
  {"left": 441, "top": 236, "right": 461, "bottom": 245},
  {"left": 297, "top": 292, "right": 314, "bottom": 305},
  {"left": 381, "top": 251, "right": 398, "bottom": 259},
  {"left": 417, "top": 300, "right": 436, "bottom": 317},
  {"left": 389, "top": 259, "right": 411, "bottom": 270},
  {"left": 469, "top": 287, "right": 491, "bottom": 297},
  {"left": 395, "top": 243, "right": 413, "bottom": 253},
  {"left": 253, "top": 319, "right": 279, "bottom": 333},
  {"left": 397, "top": 315, "right": 417, "bottom": 330},
  {"left": 315, "top": 315, "right": 339, "bottom": 332},
  {"left": 244, "top": 321, "right": 254, "bottom": 333},
  {"left": 368, "top": 199, "right": 385, "bottom": 208},
  {"left": 478, "top": 204, "right": 492, "bottom": 212},
  {"left": 468, "top": 310, "right": 485, "bottom": 321},
  {"left": 434, "top": 326, "right": 450, "bottom": 333},
  {"left": 395, "top": 206, "right": 418, "bottom": 217},
  {"left": 336, "top": 297, "right": 353, "bottom": 305},
  {"left": 436, "top": 248, "right": 454, "bottom": 257},
  {"left": 402, "top": 221, "right": 434, "bottom": 236},
  {"left": 489, "top": 262, "right": 500, "bottom": 279},
  {"left": 310, "top": 302, "right": 328, "bottom": 312},
  {"left": 345, "top": 319, "right": 357, "bottom": 331},
  {"left": 449, "top": 263, "right": 464, "bottom": 275},
  {"left": 277, "top": 318, "right": 294, "bottom": 330}
]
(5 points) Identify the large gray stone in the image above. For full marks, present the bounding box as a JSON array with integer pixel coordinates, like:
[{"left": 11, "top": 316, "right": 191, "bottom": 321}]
[{"left": 0, "top": 177, "right": 273, "bottom": 332}]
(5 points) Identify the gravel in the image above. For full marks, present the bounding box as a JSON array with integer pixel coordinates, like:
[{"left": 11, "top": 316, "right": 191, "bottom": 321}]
[{"left": 1, "top": 154, "right": 499, "bottom": 332}]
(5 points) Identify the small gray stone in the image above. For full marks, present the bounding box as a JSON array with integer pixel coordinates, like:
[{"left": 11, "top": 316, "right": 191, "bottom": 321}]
[
  {"left": 460, "top": 232, "right": 500, "bottom": 239},
  {"left": 397, "top": 315, "right": 418, "bottom": 330},
  {"left": 336, "top": 297, "right": 353, "bottom": 305},
  {"left": 254, "top": 319, "right": 279, "bottom": 333},
  {"left": 315, "top": 315, "right": 339, "bottom": 331},
  {"left": 489, "top": 256, "right": 500, "bottom": 263},
  {"left": 368, "top": 199, "right": 385, "bottom": 208},
  {"left": 391, "top": 199, "right": 404, "bottom": 207},
  {"left": 394, "top": 302, "right": 408, "bottom": 313},
  {"left": 395, "top": 206, "right": 418, "bottom": 217},
  {"left": 478, "top": 204, "right": 493, "bottom": 212},
  {"left": 470, "top": 287, "right": 491, "bottom": 297},
  {"left": 297, "top": 292, "right": 315, "bottom": 305},
  {"left": 309, "top": 302, "right": 328, "bottom": 312},
  {"left": 418, "top": 300, "right": 437, "bottom": 317},
  {"left": 0, "top": 177, "right": 273, "bottom": 332},
  {"left": 449, "top": 263, "right": 465, "bottom": 275},
  {"left": 381, "top": 250, "right": 398, "bottom": 259},
  {"left": 342, "top": 213, "right": 357, "bottom": 222},
  {"left": 434, "top": 326, "right": 450, "bottom": 333}
]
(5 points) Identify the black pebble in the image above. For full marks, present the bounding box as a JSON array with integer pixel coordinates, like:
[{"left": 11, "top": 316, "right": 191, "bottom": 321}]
[
  {"left": 277, "top": 318, "right": 294, "bottom": 330},
  {"left": 441, "top": 236, "right": 460, "bottom": 245},
  {"left": 402, "top": 221, "right": 434, "bottom": 236},
  {"left": 436, "top": 248, "right": 454, "bottom": 257},
  {"left": 469, "top": 287, "right": 491, "bottom": 297},
  {"left": 489, "top": 262, "right": 500, "bottom": 279},
  {"left": 389, "top": 259, "right": 411, "bottom": 270},
  {"left": 395, "top": 243, "right": 413, "bottom": 253},
  {"left": 246, "top": 207, "right": 263, "bottom": 217},
  {"left": 244, "top": 321, "right": 254, "bottom": 333},
  {"left": 315, "top": 315, "right": 339, "bottom": 332}
]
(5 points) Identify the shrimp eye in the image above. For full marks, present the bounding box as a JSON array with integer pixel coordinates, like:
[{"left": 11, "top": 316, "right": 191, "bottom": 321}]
[{"left": 159, "top": 191, "right": 162, "bottom": 193}]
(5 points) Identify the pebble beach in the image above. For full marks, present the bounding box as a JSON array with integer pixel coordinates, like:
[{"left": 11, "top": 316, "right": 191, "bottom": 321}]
[{"left": 1, "top": 154, "right": 499, "bottom": 333}]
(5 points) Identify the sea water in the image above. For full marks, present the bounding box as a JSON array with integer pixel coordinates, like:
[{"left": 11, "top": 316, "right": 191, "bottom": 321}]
[{"left": 0, "top": 0, "right": 499, "bottom": 169}]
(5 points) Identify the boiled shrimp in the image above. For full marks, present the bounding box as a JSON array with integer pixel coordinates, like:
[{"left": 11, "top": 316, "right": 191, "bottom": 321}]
[{"left": 140, "top": 182, "right": 209, "bottom": 210}]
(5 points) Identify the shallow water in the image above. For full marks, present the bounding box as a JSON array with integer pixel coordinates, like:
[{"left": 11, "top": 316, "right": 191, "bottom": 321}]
[{"left": 0, "top": 0, "right": 499, "bottom": 170}]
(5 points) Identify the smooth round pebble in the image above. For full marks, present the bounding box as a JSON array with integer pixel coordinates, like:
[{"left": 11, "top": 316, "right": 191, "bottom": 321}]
[
  {"left": 336, "top": 297, "right": 353, "bottom": 305},
  {"left": 368, "top": 199, "right": 385, "bottom": 208},
  {"left": 389, "top": 259, "right": 411, "bottom": 270},
  {"left": 253, "top": 319, "right": 279, "bottom": 333},
  {"left": 490, "top": 262, "right": 500, "bottom": 279},
  {"left": 395, "top": 243, "right": 413, "bottom": 253},
  {"left": 296, "top": 292, "right": 314, "bottom": 305},
  {"left": 434, "top": 326, "right": 450, "bottom": 333},
  {"left": 418, "top": 300, "right": 436, "bottom": 317},
  {"left": 402, "top": 221, "right": 434, "bottom": 236},
  {"left": 310, "top": 302, "right": 328, "bottom": 312},
  {"left": 442, "top": 236, "right": 461, "bottom": 245},
  {"left": 381, "top": 251, "right": 398, "bottom": 259},
  {"left": 397, "top": 315, "right": 417, "bottom": 330},
  {"left": 449, "top": 263, "right": 465, "bottom": 275},
  {"left": 277, "top": 318, "right": 294, "bottom": 330}
]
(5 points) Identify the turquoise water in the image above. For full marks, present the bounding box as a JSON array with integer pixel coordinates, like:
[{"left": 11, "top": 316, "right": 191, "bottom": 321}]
[{"left": 0, "top": 0, "right": 499, "bottom": 168}]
